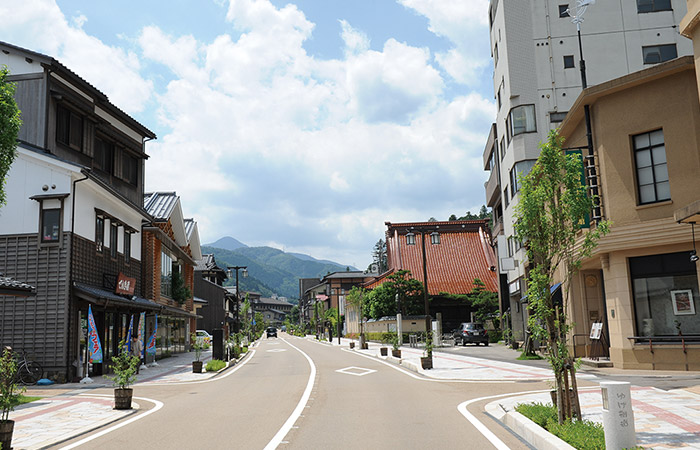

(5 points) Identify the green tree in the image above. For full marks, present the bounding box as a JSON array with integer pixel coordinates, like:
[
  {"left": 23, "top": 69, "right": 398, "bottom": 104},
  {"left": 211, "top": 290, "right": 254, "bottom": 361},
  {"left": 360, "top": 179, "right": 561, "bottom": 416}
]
[
  {"left": 289, "top": 305, "right": 299, "bottom": 324},
  {"left": 346, "top": 286, "right": 367, "bottom": 341},
  {"left": 365, "top": 270, "right": 424, "bottom": 319},
  {"left": 469, "top": 278, "right": 499, "bottom": 325},
  {"left": 0, "top": 66, "right": 22, "bottom": 207},
  {"left": 513, "top": 130, "right": 610, "bottom": 424},
  {"left": 372, "top": 239, "right": 388, "bottom": 273}
]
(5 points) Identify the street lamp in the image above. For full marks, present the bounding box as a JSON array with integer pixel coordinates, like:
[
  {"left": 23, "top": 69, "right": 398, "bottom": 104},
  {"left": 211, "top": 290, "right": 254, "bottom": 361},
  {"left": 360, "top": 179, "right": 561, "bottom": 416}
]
[
  {"left": 408, "top": 225, "right": 439, "bottom": 357},
  {"left": 566, "top": 0, "right": 602, "bottom": 221},
  {"left": 227, "top": 266, "right": 248, "bottom": 333}
]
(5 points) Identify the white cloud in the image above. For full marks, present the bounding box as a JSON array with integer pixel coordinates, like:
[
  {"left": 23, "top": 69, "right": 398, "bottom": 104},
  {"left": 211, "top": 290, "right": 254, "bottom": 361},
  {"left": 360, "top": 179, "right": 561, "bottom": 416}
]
[
  {"left": 0, "top": 0, "right": 153, "bottom": 112},
  {"left": 340, "top": 20, "right": 370, "bottom": 55}
]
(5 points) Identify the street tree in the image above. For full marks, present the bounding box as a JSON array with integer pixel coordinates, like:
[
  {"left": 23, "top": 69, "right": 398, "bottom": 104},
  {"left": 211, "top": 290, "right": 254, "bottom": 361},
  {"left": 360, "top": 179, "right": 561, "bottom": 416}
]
[
  {"left": 468, "top": 278, "right": 499, "bottom": 325},
  {"left": 365, "top": 270, "right": 424, "bottom": 319},
  {"left": 513, "top": 130, "right": 610, "bottom": 424},
  {"left": 346, "top": 286, "right": 367, "bottom": 343},
  {"left": 371, "top": 239, "right": 388, "bottom": 273},
  {"left": 0, "top": 66, "right": 22, "bottom": 207}
]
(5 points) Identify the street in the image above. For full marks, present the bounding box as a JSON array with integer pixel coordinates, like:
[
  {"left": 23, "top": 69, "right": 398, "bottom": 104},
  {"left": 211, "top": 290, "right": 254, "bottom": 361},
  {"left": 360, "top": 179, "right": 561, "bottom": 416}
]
[{"left": 56, "top": 335, "right": 548, "bottom": 449}]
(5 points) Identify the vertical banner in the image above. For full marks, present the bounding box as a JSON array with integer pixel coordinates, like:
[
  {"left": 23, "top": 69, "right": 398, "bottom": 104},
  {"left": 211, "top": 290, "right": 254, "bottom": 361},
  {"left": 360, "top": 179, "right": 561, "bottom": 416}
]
[
  {"left": 146, "top": 314, "right": 158, "bottom": 355},
  {"left": 138, "top": 312, "right": 146, "bottom": 359},
  {"left": 87, "top": 305, "right": 103, "bottom": 363},
  {"left": 126, "top": 314, "right": 134, "bottom": 352}
]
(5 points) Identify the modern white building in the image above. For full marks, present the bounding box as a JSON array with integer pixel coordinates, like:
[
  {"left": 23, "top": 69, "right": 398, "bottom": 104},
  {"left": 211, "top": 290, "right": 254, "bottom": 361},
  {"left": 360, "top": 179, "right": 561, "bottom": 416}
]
[{"left": 483, "top": 0, "right": 694, "bottom": 341}]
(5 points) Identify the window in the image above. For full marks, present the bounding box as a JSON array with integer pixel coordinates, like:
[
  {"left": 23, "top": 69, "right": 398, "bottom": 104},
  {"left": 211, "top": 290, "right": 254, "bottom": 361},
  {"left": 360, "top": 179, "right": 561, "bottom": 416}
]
[
  {"left": 633, "top": 129, "right": 670, "bottom": 204},
  {"left": 642, "top": 44, "right": 677, "bottom": 64},
  {"left": 505, "top": 116, "right": 511, "bottom": 144},
  {"left": 41, "top": 209, "right": 61, "bottom": 243},
  {"left": 508, "top": 105, "right": 536, "bottom": 139},
  {"left": 124, "top": 231, "right": 131, "bottom": 263},
  {"left": 563, "top": 55, "right": 575, "bottom": 69},
  {"left": 636, "top": 0, "right": 672, "bottom": 13},
  {"left": 630, "top": 252, "right": 699, "bottom": 338},
  {"left": 510, "top": 160, "right": 537, "bottom": 196},
  {"left": 494, "top": 43, "right": 499, "bottom": 66},
  {"left": 122, "top": 152, "right": 138, "bottom": 185},
  {"left": 110, "top": 222, "right": 118, "bottom": 258},
  {"left": 497, "top": 90, "right": 501, "bottom": 110},
  {"left": 504, "top": 186, "right": 509, "bottom": 208},
  {"left": 430, "top": 232, "right": 440, "bottom": 245},
  {"left": 161, "top": 251, "right": 173, "bottom": 297},
  {"left": 406, "top": 233, "right": 416, "bottom": 245},
  {"left": 56, "top": 105, "right": 83, "bottom": 151},
  {"left": 500, "top": 138, "right": 506, "bottom": 161},
  {"left": 559, "top": 5, "right": 569, "bottom": 17},
  {"left": 550, "top": 111, "right": 568, "bottom": 123},
  {"left": 94, "top": 136, "right": 114, "bottom": 175},
  {"left": 95, "top": 215, "right": 105, "bottom": 252}
]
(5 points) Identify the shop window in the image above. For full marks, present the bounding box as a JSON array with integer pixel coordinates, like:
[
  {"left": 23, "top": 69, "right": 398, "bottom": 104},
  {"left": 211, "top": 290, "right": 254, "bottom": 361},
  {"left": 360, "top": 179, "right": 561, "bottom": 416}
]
[
  {"left": 56, "top": 104, "right": 83, "bottom": 151},
  {"left": 642, "top": 44, "right": 677, "bottom": 64},
  {"left": 95, "top": 215, "right": 104, "bottom": 252},
  {"left": 41, "top": 208, "right": 61, "bottom": 243},
  {"left": 637, "top": 0, "right": 672, "bottom": 13},
  {"left": 110, "top": 222, "right": 118, "bottom": 258},
  {"left": 630, "top": 252, "right": 699, "bottom": 337},
  {"left": 633, "top": 129, "right": 670, "bottom": 204}
]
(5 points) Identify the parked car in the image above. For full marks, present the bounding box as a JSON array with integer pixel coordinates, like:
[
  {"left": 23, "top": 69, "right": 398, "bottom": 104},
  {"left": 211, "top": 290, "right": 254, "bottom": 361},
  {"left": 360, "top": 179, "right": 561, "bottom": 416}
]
[
  {"left": 195, "top": 329, "right": 212, "bottom": 345},
  {"left": 266, "top": 327, "right": 277, "bottom": 338},
  {"left": 280, "top": 325, "right": 287, "bottom": 332},
  {"left": 453, "top": 322, "right": 489, "bottom": 346}
]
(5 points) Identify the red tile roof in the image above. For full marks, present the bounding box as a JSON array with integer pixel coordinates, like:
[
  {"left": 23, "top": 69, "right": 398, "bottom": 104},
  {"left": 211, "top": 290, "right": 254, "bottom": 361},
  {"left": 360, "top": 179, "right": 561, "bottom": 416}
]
[{"left": 376, "top": 220, "right": 498, "bottom": 295}]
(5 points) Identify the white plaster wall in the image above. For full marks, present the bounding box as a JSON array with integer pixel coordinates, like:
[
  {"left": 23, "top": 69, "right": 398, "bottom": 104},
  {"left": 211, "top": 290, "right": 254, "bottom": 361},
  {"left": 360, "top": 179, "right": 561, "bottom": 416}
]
[{"left": 0, "top": 52, "right": 44, "bottom": 75}]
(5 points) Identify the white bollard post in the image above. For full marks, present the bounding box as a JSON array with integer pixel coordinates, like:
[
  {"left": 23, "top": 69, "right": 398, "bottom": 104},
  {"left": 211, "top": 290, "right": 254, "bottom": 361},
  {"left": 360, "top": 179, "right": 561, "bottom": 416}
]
[
  {"left": 396, "top": 313, "right": 402, "bottom": 346},
  {"left": 601, "top": 381, "right": 636, "bottom": 450}
]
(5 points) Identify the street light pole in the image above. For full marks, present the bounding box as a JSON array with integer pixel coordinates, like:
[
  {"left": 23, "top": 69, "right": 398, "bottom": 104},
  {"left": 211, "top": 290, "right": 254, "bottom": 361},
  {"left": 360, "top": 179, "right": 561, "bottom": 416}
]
[{"left": 227, "top": 266, "right": 248, "bottom": 333}]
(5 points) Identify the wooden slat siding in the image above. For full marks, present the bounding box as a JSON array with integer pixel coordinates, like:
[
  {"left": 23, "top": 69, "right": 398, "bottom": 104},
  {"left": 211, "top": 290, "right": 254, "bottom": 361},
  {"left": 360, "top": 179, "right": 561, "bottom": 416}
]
[
  {"left": 71, "top": 234, "right": 142, "bottom": 294},
  {"left": 12, "top": 76, "right": 47, "bottom": 148},
  {"left": 0, "top": 233, "right": 69, "bottom": 373}
]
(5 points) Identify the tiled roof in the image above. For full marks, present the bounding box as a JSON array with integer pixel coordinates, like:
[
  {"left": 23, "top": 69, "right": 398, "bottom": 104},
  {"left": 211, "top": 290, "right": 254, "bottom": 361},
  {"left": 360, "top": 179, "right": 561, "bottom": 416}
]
[
  {"left": 259, "top": 297, "right": 294, "bottom": 307},
  {"left": 195, "top": 254, "right": 219, "bottom": 272},
  {"left": 0, "top": 276, "right": 36, "bottom": 296},
  {"left": 383, "top": 220, "right": 497, "bottom": 295},
  {"left": 184, "top": 218, "right": 195, "bottom": 239},
  {"left": 73, "top": 283, "right": 160, "bottom": 310},
  {"left": 323, "top": 271, "right": 372, "bottom": 280},
  {"left": 144, "top": 192, "right": 179, "bottom": 219}
]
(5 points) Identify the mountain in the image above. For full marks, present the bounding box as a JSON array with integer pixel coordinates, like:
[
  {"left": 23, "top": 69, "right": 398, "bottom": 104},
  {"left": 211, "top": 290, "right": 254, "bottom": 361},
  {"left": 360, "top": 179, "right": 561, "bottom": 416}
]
[
  {"left": 201, "top": 244, "right": 356, "bottom": 299},
  {"left": 205, "top": 236, "right": 248, "bottom": 251}
]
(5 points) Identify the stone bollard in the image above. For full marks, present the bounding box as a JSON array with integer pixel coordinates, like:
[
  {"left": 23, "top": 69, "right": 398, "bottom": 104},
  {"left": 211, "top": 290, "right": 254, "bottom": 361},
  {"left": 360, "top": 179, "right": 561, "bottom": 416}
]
[{"left": 601, "top": 381, "right": 636, "bottom": 450}]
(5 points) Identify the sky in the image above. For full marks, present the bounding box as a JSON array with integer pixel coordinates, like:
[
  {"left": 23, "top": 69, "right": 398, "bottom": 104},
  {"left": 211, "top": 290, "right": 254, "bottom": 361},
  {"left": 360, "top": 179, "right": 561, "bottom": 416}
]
[{"left": 0, "top": 0, "right": 494, "bottom": 270}]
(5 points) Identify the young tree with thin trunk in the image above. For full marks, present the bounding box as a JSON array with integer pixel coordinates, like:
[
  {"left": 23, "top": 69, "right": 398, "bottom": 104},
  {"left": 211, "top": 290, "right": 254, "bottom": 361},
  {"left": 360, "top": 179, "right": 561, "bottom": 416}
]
[
  {"left": 514, "top": 130, "right": 610, "bottom": 424},
  {"left": 0, "top": 66, "right": 22, "bottom": 208}
]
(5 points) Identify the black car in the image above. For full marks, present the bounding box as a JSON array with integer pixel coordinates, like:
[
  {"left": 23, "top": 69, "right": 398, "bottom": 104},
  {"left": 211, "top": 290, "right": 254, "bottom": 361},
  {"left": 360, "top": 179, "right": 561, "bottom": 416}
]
[
  {"left": 266, "top": 327, "right": 277, "bottom": 338},
  {"left": 453, "top": 322, "right": 489, "bottom": 346}
]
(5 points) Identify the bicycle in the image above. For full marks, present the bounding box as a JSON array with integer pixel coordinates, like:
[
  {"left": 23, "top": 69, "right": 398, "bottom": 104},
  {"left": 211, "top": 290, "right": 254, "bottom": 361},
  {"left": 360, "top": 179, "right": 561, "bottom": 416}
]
[{"left": 15, "top": 350, "right": 43, "bottom": 385}]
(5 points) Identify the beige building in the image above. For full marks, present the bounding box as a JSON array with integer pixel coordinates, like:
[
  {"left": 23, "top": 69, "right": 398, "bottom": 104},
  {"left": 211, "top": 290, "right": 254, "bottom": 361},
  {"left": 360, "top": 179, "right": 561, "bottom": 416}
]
[
  {"left": 558, "top": 56, "right": 700, "bottom": 370},
  {"left": 682, "top": 0, "right": 700, "bottom": 93}
]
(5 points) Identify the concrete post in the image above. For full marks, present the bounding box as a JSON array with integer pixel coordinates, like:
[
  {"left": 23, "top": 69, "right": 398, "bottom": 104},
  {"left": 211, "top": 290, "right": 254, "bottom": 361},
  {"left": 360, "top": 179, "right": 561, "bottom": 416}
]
[
  {"left": 601, "top": 381, "right": 636, "bottom": 450},
  {"left": 396, "top": 313, "right": 403, "bottom": 345}
]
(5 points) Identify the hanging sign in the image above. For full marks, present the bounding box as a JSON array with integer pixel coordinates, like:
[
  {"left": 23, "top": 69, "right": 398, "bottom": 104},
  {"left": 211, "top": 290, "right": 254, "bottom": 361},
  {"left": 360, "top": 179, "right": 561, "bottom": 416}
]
[{"left": 115, "top": 272, "right": 136, "bottom": 296}]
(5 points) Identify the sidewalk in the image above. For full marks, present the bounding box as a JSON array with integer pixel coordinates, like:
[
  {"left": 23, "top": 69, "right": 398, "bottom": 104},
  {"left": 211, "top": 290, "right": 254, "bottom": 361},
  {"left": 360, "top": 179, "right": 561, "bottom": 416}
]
[
  {"left": 10, "top": 347, "right": 241, "bottom": 450},
  {"left": 329, "top": 336, "right": 700, "bottom": 449}
]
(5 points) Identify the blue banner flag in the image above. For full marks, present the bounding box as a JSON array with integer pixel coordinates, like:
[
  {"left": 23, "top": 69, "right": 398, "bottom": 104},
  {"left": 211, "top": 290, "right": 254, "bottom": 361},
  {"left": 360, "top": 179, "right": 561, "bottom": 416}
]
[
  {"left": 126, "top": 315, "right": 134, "bottom": 352},
  {"left": 146, "top": 314, "right": 157, "bottom": 356},
  {"left": 87, "top": 305, "right": 103, "bottom": 363}
]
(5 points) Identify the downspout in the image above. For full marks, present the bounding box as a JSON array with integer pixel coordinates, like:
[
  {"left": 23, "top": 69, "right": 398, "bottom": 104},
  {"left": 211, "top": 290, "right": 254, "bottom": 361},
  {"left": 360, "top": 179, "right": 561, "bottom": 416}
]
[
  {"left": 66, "top": 170, "right": 90, "bottom": 378},
  {"left": 44, "top": 67, "right": 52, "bottom": 152}
]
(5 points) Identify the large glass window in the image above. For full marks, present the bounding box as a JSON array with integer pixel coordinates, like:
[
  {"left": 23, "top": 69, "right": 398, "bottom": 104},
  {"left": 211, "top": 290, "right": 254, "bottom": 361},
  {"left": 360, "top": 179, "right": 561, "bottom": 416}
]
[
  {"left": 636, "top": 0, "right": 672, "bottom": 13},
  {"left": 508, "top": 105, "right": 536, "bottom": 139},
  {"left": 161, "top": 251, "right": 173, "bottom": 298},
  {"left": 510, "top": 160, "right": 537, "bottom": 196},
  {"left": 633, "top": 129, "right": 670, "bottom": 204},
  {"left": 642, "top": 44, "right": 677, "bottom": 64},
  {"left": 41, "top": 209, "right": 61, "bottom": 243},
  {"left": 630, "top": 252, "right": 699, "bottom": 337}
]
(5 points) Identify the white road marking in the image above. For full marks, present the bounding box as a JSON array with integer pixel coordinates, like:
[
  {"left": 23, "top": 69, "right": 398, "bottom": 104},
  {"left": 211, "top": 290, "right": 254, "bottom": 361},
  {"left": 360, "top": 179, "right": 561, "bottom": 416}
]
[
  {"left": 264, "top": 338, "right": 316, "bottom": 450},
  {"left": 267, "top": 349, "right": 287, "bottom": 353},
  {"left": 59, "top": 396, "right": 164, "bottom": 449},
  {"left": 335, "top": 366, "right": 376, "bottom": 376}
]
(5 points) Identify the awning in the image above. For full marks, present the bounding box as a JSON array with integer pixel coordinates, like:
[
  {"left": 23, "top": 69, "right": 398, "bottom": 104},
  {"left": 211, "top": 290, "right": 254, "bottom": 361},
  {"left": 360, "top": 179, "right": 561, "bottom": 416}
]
[
  {"left": 160, "top": 304, "right": 199, "bottom": 318},
  {"left": 73, "top": 282, "right": 160, "bottom": 310},
  {"left": 520, "top": 283, "right": 562, "bottom": 304}
]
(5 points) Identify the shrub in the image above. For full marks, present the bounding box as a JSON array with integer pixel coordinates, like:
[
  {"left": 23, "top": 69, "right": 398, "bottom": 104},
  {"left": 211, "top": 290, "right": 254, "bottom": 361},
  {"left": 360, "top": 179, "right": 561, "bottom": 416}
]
[
  {"left": 516, "top": 402, "right": 605, "bottom": 450},
  {"left": 205, "top": 360, "right": 226, "bottom": 372},
  {"left": 488, "top": 330, "right": 502, "bottom": 343}
]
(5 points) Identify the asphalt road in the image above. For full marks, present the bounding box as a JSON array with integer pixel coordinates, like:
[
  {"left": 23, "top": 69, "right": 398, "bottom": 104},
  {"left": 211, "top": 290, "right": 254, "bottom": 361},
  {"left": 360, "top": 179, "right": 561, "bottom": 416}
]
[{"left": 58, "top": 335, "right": 553, "bottom": 449}]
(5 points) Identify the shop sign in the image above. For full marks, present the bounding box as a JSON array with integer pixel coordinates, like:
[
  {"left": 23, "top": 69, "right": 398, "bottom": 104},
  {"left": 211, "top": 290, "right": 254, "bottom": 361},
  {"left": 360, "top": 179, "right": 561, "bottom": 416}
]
[{"left": 116, "top": 272, "right": 136, "bottom": 295}]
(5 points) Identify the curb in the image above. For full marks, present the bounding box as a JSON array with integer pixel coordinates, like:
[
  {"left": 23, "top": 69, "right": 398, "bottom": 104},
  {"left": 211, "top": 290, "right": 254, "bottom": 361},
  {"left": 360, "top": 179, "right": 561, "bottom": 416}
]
[{"left": 485, "top": 399, "right": 574, "bottom": 450}]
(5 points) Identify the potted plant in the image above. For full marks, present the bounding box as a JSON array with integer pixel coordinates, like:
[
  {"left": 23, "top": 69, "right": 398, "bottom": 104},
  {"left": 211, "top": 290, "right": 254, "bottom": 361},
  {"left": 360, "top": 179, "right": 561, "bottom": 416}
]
[
  {"left": 349, "top": 341, "right": 355, "bottom": 349},
  {"left": 0, "top": 347, "right": 25, "bottom": 449},
  {"left": 108, "top": 340, "right": 140, "bottom": 410},
  {"left": 420, "top": 332, "right": 433, "bottom": 370},
  {"left": 380, "top": 346, "right": 388, "bottom": 356},
  {"left": 391, "top": 333, "right": 402, "bottom": 358},
  {"left": 191, "top": 332, "right": 204, "bottom": 373}
]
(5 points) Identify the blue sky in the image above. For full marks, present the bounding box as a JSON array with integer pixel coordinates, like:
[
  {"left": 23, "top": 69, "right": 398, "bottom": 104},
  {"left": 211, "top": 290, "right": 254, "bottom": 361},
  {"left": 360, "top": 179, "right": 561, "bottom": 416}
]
[{"left": 1, "top": 0, "right": 494, "bottom": 269}]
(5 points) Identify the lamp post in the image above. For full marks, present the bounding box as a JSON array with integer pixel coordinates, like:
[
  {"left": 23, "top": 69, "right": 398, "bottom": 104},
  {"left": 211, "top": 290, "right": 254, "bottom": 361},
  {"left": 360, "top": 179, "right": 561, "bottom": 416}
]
[
  {"left": 227, "top": 266, "right": 248, "bottom": 333},
  {"left": 567, "top": 0, "right": 601, "bottom": 220},
  {"left": 406, "top": 226, "right": 438, "bottom": 357}
]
